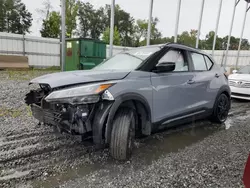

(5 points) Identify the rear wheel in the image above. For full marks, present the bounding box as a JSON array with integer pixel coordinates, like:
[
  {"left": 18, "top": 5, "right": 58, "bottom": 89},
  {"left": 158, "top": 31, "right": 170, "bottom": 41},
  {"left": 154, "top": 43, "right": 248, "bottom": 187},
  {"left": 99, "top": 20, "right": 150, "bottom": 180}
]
[
  {"left": 210, "top": 93, "right": 230, "bottom": 123},
  {"left": 110, "top": 108, "right": 135, "bottom": 160}
]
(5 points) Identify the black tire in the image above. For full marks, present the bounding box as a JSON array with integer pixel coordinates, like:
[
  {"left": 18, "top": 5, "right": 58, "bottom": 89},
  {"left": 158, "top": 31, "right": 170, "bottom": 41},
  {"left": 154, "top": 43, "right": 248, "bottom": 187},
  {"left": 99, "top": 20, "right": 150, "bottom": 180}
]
[
  {"left": 210, "top": 93, "right": 230, "bottom": 123},
  {"left": 110, "top": 108, "right": 135, "bottom": 161}
]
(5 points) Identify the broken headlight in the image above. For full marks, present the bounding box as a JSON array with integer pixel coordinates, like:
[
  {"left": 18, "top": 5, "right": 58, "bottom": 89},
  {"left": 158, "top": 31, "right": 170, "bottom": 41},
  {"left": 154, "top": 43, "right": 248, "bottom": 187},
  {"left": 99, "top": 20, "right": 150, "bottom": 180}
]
[{"left": 45, "top": 83, "right": 114, "bottom": 104}]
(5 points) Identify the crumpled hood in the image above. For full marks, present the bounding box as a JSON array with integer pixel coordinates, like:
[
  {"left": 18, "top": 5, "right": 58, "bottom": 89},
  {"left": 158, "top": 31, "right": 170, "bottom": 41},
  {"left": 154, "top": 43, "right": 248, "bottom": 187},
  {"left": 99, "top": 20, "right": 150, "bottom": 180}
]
[
  {"left": 228, "top": 73, "right": 250, "bottom": 82},
  {"left": 30, "top": 70, "right": 130, "bottom": 88}
]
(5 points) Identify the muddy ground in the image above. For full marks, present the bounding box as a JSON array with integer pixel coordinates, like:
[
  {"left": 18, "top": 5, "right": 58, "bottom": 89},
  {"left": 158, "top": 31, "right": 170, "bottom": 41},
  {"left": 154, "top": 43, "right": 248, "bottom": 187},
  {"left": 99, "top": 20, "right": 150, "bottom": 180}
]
[{"left": 0, "top": 71, "right": 250, "bottom": 188}]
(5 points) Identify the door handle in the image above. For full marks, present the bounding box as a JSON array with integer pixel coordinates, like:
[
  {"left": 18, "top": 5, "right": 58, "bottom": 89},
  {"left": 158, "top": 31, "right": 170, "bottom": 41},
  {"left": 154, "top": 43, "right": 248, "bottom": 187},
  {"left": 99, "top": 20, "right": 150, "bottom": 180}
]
[
  {"left": 187, "top": 80, "right": 195, "bottom": 84},
  {"left": 215, "top": 73, "right": 220, "bottom": 78}
]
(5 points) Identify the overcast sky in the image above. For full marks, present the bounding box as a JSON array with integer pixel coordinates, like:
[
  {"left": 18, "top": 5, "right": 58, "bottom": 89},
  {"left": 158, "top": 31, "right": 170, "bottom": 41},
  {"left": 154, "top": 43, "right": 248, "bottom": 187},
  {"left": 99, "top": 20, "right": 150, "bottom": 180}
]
[{"left": 22, "top": 0, "right": 250, "bottom": 40}]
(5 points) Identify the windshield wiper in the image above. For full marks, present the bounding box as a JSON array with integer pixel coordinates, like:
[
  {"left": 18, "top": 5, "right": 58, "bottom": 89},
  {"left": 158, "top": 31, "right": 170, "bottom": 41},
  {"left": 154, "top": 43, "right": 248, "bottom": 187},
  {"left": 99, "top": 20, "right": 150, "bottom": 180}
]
[{"left": 123, "top": 52, "right": 143, "bottom": 61}]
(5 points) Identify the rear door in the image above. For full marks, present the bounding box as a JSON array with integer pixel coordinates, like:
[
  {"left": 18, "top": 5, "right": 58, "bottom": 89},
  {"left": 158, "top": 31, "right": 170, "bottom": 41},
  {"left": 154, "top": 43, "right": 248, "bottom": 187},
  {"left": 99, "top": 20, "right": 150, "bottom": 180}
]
[
  {"left": 189, "top": 52, "right": 221, "bottom": 110},
  {"left": 151, "top": 48, "right": 198, "bottom": 123}
]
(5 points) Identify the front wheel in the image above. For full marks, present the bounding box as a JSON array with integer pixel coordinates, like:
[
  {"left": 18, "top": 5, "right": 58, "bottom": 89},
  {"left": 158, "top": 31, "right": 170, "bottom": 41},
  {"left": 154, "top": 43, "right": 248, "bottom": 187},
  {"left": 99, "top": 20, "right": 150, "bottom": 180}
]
[
  {"left": 110, "top": 108, "right": 135, "bottom": 161},
  {"left": 210, "top": 93, "right": 230, "bottom": 123}
]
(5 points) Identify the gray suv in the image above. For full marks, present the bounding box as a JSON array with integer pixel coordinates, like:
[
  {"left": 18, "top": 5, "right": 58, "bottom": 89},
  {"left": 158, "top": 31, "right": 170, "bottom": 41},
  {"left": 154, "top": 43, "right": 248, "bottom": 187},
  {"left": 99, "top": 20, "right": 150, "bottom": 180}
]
[{"left": 25, "top": 43, "right": 231, "bottom": 160}]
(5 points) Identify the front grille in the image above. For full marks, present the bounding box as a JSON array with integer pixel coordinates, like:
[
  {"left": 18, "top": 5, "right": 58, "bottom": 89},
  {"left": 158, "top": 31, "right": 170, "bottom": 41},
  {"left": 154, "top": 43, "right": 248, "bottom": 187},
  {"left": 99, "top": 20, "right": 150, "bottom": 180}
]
[
  {"left": 229, "top": 80, "right": 237, "bottom": 87},
  {"left": 243, "top": 83, "right": 250, "bottom": 88},
  {"left": 229, "top": 80, "right": 250, "bottom": 88},
  {"left": 231, "top": 92, "right": 250, "bottom": 98},
  {"left": 31, "top": 104, "right": 62, "bottom": 125}
]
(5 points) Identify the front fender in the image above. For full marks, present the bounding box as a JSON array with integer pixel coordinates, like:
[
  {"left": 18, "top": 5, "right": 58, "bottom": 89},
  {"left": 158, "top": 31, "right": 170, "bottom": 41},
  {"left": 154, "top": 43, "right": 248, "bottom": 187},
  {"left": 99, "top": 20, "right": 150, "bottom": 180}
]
[
  {"left": 92, "top": 101, "right": 113, "bottom": 147},
  {"left": 105, "top": 93, "right": 152, "bottom": 144}
]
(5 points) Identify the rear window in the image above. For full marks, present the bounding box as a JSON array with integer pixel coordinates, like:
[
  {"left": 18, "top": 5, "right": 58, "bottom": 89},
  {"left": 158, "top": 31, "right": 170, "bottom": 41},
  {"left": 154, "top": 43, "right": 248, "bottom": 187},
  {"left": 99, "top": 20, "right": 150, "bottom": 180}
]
[{"left": 191, "top": 53, "right": 207, "bottom": 71}]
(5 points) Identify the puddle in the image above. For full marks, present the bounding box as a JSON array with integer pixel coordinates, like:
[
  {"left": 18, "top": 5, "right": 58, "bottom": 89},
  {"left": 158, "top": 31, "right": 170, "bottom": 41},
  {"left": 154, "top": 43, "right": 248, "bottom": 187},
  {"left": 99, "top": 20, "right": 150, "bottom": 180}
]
[
  {"left": 31, "top": 121, "right": 226, "bottom": 188},
  {"left": 32, "top": 162, "right": 103, "bottom": 188},
  {"left": 225, "top": 118, "right": 234, "bottom": 130},
  {"left": 130, "top": 121, "right": 225, "bottom": 166},
  {"left": 0, "top": 170, "right": 31, "bottom": 181}
]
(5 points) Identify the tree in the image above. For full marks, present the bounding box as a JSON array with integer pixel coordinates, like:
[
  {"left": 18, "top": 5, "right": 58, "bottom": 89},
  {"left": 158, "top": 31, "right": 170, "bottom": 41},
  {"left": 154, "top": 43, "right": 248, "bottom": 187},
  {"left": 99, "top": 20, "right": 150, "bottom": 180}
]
[
  {"left": 78, "top": 2, "right": 106, "bottom": 39},
  {"left": 177, "top": 30, "right": 197, "bottom": 48},
  {"left": 66, "top": 0, "right": 79, "bottom": 37},
  {"left": 133, "top": 17, "right": 162, "bottom": 46},
  {"left": 36, "top": 0, "right": 53, "bottom": 21},
  {"left": 40, "top": 11, "right": 60, "bottom": 38},
  {"left": 102, "top": 26, "right": 121, "bottom": 45},
  {"left": 0, "top": 0, "right": 32, "bottom": 34},
  {"left": 104, "top": 4, "right": 134, "bottom": 46}
]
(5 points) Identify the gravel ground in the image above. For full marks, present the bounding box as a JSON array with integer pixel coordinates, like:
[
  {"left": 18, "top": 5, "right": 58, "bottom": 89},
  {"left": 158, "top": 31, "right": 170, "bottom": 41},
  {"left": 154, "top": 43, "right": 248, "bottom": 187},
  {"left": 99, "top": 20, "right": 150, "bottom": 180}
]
[{"left": 0, "top": 70, "right": 249, "bottom": 188}]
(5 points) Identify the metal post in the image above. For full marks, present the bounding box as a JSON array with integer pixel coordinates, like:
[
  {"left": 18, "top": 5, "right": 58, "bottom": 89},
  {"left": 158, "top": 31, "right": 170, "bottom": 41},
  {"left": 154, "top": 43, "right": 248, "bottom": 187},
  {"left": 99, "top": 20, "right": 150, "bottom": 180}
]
[
  {"left": 109, "top": 0, "right": 115, "bottom": 57},
  {"left": 224, "top": 0, "right": 240, "bottom": 68},
  {"left": 236, "top": 2, "right": 249, "bottom": 69},
  {"left": 61, "top": 0, "right": 66, "bottom": 72},
  {"left": 23, "top": 34, "right": 25, "bottom": 56},
  {"left": 147, "top": 0, "right": 154, "bottom": 46},
  {"left": 212, "top": 0, "right": 223, "bottom": 56},
  {"left": 22, "top": 23, "right": 25, "bottom": 56},
  {"left": 196, "top": 0, "right": 205, "bottom": 48},
  {"left": 174, "top": 0, "right": 181, "bottom": 43}
]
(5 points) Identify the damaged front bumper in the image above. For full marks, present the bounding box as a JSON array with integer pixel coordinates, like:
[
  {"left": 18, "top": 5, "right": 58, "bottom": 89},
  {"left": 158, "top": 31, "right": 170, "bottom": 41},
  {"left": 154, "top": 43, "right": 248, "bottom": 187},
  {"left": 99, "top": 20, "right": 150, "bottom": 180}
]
[
  {"left": 30, "top": 100, "right": 113, "bottom": 144},
  {"left": 26, "top": 82, "right": 115, "bottom": 143}
]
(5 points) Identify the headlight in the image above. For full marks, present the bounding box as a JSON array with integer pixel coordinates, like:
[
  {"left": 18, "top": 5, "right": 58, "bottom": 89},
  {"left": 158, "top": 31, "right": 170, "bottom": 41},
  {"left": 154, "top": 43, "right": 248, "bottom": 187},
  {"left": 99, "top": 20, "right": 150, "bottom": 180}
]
[{"left": 45, "top": 83, "right": 114, "bottom": 104}]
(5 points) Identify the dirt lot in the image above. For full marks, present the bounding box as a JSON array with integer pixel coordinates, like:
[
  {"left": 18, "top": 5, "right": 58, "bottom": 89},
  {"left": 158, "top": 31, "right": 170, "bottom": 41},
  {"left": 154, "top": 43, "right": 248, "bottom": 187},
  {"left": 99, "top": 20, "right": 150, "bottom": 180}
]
[{"left": 0, "top": 70, "right": 250, "bottom": 188}]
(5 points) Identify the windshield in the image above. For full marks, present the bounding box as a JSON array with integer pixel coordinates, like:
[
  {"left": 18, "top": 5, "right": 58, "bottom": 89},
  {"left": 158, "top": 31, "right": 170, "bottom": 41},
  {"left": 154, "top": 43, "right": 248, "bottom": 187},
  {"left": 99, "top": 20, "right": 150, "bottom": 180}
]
[
  {"left": 238, "top": 65, "right": 250, "bottom": 74},
  {"left": 93, "top": 46, "right": 161, "bottom": 70}
]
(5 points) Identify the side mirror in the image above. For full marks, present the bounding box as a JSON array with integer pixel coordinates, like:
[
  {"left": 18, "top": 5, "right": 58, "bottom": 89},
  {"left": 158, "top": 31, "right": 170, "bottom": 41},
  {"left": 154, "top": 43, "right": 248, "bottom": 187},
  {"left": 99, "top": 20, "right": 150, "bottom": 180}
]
[
  {"left": 154, "top": 62, "right": 176, "bottom": 73},
  {"left": 232, "top": 70, "right": 238, "bottom": 74}
]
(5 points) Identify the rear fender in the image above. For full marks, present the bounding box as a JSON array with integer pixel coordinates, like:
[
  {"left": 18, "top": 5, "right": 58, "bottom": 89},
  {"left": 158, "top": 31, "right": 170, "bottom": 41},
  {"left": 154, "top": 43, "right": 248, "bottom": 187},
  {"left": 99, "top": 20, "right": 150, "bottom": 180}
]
[{"left": 213, "top": 85, "right": 231, "bottom": 109}]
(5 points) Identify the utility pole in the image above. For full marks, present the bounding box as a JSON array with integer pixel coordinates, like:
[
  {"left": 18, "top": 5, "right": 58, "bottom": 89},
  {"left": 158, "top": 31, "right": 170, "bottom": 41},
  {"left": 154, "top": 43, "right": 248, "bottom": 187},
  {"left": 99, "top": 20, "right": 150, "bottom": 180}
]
[
  {"left": 196, "top": 0, "right": 205, "bottom": 48},
  {"left": 147, "top": 0, "right": 154, "bottom": 46},
  {"left": 174, "top": 0, "right": 181, "bottom": 43},
  {"left": 236, "top": 2, "right": 250, "bottom": 69},
  {"left": 224, "top": 0, "right": 240, "bottom": 68},
  {"left": 109, "top": 0, "right": 115, "bottom": 57},
  {"left": 61, "top": 0, "right": 66, "bottom": 71},
  {"left": 212, "top": 0, "right": 223, "bottom": 57}
]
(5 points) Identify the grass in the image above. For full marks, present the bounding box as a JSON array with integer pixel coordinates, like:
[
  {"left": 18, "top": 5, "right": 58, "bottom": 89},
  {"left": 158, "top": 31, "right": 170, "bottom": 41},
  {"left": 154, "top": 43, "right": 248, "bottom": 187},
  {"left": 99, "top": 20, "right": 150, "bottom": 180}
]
[
  {"left": 0, "top": 106, "right": 32, "bottom": 118},
  {"left": 0, "top": 106, "right": 33, "bottom": 118},
  {"left": 2, "top": 67, "right": 60, "bottom": 81},
  {"left": 0, "top": 107, "right": 23, "bottom": 118}
]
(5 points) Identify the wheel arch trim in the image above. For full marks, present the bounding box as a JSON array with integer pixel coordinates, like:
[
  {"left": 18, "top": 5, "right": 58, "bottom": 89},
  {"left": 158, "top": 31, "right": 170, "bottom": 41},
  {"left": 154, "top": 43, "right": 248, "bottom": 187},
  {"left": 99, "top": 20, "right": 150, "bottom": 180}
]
[{"left": 105, "top": 93, "right": 152, "bottom": 144}]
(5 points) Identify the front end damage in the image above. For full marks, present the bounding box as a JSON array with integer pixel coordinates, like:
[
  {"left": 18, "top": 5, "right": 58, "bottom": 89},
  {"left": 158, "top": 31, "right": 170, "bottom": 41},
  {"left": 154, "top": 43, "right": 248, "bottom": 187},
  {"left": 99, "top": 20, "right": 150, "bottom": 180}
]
[{"left": 25, "top": 82, "right": 114, "bottom": 144}]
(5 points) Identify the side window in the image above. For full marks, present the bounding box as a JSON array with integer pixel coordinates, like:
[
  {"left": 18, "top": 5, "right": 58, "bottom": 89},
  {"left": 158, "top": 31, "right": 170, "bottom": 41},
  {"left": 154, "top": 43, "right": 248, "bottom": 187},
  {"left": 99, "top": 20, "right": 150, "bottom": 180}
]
[
  {"left": 204, "top": 56, "right": 213, "bottom": 70},
  {"left": 191, "top": 53, "right": 207, "bottom": 71},
  {"left": 158, "top": 50, "right": 188, "bottom": 72}
]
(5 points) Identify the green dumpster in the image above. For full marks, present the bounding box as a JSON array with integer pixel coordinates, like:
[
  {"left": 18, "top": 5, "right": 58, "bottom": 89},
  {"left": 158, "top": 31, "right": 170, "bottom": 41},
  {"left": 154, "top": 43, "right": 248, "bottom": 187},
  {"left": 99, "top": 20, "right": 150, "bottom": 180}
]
[{"left": 65, "top": 38, "right": 106, "bottom": 71}]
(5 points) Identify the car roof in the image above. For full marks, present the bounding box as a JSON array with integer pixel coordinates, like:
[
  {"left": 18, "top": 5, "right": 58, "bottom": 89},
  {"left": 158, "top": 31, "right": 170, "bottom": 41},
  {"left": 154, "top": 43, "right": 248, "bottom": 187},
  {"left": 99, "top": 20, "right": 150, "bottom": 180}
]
[
  {"left": 165, "top": 43, "right": 208, "bottom": 55},
  {"left": 135, "top": 43, "right": 210, "bottom": 56}
]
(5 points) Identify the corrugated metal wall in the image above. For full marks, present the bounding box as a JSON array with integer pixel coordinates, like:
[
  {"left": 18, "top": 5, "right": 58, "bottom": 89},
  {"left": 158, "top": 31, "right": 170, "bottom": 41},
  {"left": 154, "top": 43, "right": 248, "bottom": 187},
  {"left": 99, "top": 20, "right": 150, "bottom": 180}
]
[
  {"left": 0, "top": 32, "right": 60, "bottom": 67},
  {"left": 1, "top": 32, "right": 250, "bottom": 68},
  {"left": 204, "top": 50, "right": 250, "bottom": 68}
]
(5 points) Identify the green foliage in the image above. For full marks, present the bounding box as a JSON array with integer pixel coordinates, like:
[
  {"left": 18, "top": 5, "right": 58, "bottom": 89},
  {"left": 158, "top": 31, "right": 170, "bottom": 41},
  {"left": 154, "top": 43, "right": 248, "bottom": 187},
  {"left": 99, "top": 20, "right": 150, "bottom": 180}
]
[
  {"left": 78, "top": 2, "right": 106, "bottom": 39},
  {"left": 102, "top": 26, "right": 121, "bottom": 45},
  {"left": 105, "top": 5, "right": 135, "bottom": 46},
  {"left": 66, "top": 0, "right": 79, "bottom": 37},
  {"left": 0, "top": 106, "right": 22, "bottom": 118},
  {"left": 177, "top": 30, "right": 197, "bottom": 48},
  {"left": 0, "top": 0, "right": 32, "bottom": 34},
  {"left": 133, "top": 17, "right": 162, "bottom": 46},
  {"left": 40, "top": 11, "right": 60, "bottom": 38}
]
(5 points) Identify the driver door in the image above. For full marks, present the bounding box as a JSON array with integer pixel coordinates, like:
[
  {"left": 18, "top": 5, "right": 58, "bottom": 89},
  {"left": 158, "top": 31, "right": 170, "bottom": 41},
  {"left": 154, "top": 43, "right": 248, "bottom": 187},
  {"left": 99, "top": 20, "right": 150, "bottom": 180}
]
[{"left": 151, "top": 48, "right": 198, "bottom": 124}]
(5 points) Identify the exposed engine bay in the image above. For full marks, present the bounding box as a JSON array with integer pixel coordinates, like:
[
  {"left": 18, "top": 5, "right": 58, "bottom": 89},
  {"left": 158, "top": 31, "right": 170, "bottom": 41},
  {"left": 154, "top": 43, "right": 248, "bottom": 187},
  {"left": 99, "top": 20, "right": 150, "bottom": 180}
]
[{"left": 25, "top": 83, "right": 113, "bottom": 141}]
